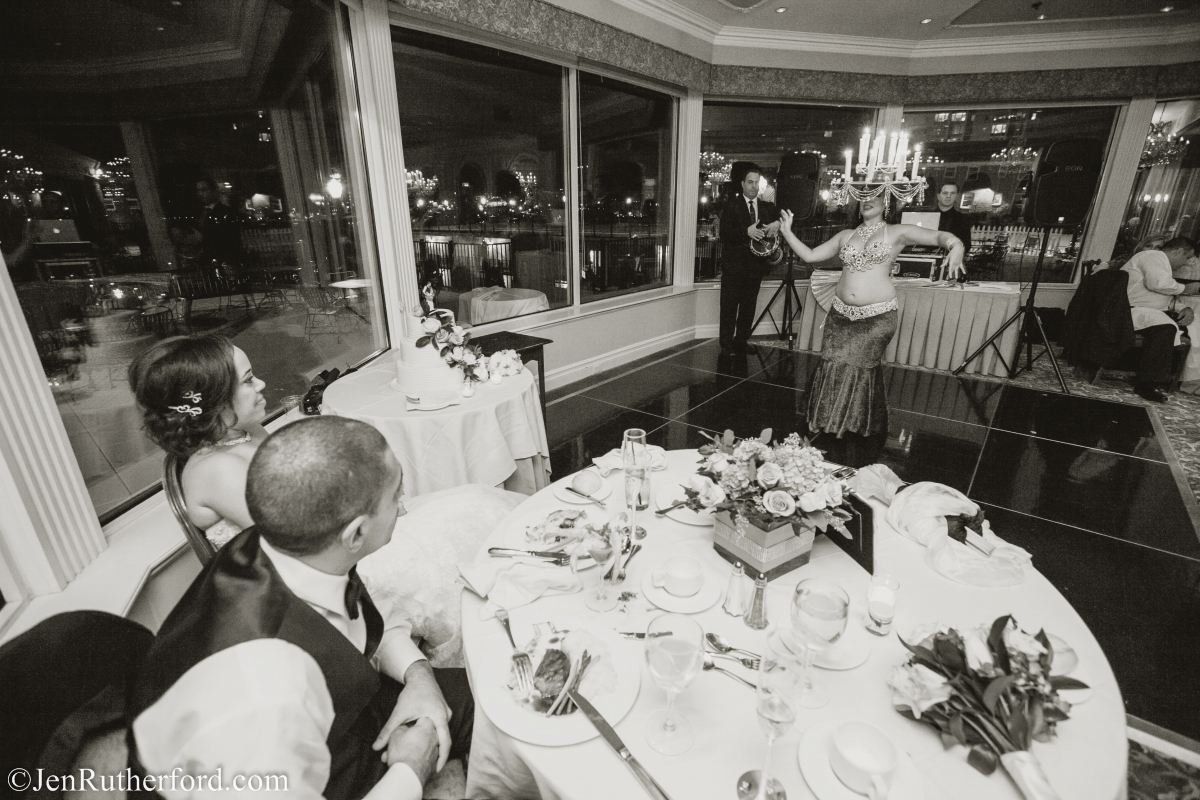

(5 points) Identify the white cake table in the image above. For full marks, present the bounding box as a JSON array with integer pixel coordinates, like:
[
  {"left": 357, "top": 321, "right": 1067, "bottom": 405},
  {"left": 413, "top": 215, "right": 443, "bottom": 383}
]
[{"left": 321, "top": 357, "right": 551, "bottom": 497}]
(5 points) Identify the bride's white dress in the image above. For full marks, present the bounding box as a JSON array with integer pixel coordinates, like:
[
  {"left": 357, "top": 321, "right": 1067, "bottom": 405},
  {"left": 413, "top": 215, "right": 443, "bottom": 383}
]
[{"left": 202, "top": 485, "right": 525, "bottom": 668}]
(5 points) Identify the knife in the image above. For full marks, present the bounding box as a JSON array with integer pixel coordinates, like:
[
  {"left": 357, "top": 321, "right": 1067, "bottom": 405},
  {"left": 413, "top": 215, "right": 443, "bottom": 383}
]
[
  {"left": 565, "top": 485, "right": 607, "bottom": 508},
  {"left": 569, "top": 690, "right": 675, "bottom": 800},
  {"left": 617, "top": 630, "right": 671, "bottom": 639}
]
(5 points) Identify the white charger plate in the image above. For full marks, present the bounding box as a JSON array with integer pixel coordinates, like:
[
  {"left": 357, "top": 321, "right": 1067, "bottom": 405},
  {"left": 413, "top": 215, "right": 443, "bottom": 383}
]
[
  {"left": 798, "top": 720, "right": 924, "bottom": 800},
  {"left": 552, "top": 471, "right": 613, "bottom": 505},
  {"left": 814, "top": 623, "right": 872, "bottom": 671},
  {"left": 640, "top": 569, "right": 722, "bottom": 613},
  {"left": 475, "top": 626, "right": 641, "bottom": 746},
  {"left": 653, "top": 484, "right": 715, "bottom": 527}
]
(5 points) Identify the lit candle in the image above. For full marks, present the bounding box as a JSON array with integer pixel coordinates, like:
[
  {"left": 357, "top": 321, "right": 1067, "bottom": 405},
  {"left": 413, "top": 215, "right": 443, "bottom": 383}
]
[
  {"left": 886, "top": 132, "right": 899, "bottom": 168},
  {"left": 858, "top": 128, "right": 871, "bottom": 167},
  {"left": 843, "top": 150, "right": 853, "bottom": 182},
  {"left": 897, "top": 134, "right": 909, "bottom": 169},
  {"left": 868, "top": 133, "right": 884, "bottom": 179},
  {"left": 911, "top": 145, "right": 922, "bottom": 182}
]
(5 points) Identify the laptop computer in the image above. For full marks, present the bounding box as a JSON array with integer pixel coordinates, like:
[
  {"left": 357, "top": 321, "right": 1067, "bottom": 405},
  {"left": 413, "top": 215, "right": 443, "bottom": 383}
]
[{"left": 900, "top": 211, "right": 941, "bottom": 230}]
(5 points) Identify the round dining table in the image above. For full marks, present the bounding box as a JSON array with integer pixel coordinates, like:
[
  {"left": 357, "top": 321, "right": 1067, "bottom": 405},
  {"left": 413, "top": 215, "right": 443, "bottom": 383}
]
[
  {"left": 460, "top": 450, "right": 1127, "bottom": 800},
  {"left": 458, "top": 287, "right": 551, "bottom": 325},
  {"left": 322, "top": 357, "right": 551, "bottom": 498}
]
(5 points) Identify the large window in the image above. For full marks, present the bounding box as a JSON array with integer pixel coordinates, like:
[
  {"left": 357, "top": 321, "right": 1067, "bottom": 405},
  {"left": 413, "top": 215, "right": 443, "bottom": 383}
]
[
  {"left": 903, "top": 106, "right": 1118, "bottom": 283},
  {"left": 697, "top": 102, "right": 876, "bottom": 281},
  {"left": 0, "top": 0, "right": 386, "bottom": 519},
  {"left": 392, "top": 29, "right": 570, "bottom": 324},
  {"left": 578, "top": 73, "right": 676, "bottom": 302},
  {"left": 1112, "top": 99, "right": 1199, "bottom": 263}
]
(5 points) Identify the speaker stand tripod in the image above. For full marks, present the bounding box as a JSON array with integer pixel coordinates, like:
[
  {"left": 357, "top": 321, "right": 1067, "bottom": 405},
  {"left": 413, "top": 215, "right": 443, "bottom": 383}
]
[
  {"left": 952, "top": 225, "right": 1070, "bottom": 394},
  {"left": 752, "top": 251, "right": 805, "bottom": 350}
]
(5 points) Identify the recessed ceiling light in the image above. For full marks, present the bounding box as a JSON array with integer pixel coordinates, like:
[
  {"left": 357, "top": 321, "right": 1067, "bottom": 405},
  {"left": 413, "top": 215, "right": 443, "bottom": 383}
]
[
  {"left": 775, "top": 6, "right": 787, "bottom": 12},
  {"left": 156, "top": 25, "right": 164, "bottom": 31},
  {"left": 1161, "top": 5, "right": 1174, "bottom": 11},
  {"left": 921, "top": 18, "right": 932, "bottom": 23},
  {"left": 1036, "top": 13, "right": 1045, "bottom": 19}
]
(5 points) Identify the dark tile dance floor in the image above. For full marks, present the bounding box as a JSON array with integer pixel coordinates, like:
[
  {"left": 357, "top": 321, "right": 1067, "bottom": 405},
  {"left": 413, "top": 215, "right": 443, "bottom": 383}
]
[{"left": 544, "top": 339, "right": 1200, "bottom": 743}]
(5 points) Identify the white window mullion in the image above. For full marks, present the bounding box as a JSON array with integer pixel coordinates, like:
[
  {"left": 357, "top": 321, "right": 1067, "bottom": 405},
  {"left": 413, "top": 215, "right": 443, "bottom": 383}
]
[
  {"left": 1083, "top": 98, "right": 1156, "bottom": 265},
  {"left": 567, "top": 67, "right": 583, "bottom": 309},
  {"left": 673, "top": 90, "right": 703, "bottom": 289}
]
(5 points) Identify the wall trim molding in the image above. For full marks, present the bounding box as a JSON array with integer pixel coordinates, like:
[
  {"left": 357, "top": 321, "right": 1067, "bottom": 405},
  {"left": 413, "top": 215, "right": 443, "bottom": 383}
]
[{"left": 608, "top": 0, "right": 722, "bottom": 41}]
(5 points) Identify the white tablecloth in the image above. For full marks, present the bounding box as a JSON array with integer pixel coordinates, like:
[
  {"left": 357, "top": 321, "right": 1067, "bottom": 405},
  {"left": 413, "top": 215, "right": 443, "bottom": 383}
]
[
  {"left": 796, "top": 281, "right": 1022, "bottom": 377},
  {"left": 322, "top": 358, "right": 551, "bottom": 498},
  {"left": 458, "top": 287, "right": 550, "bottom": 325},
  {"left": 461, "top": 450, "right": 1127, "bottom": 800}
]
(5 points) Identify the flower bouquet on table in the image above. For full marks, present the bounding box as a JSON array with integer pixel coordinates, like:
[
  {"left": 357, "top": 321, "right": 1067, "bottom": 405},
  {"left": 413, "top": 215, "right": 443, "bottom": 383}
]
[
  {"left": 888, "top": 615, "right": 1090, "bottom": 800},
  {"left": 681, "top": 429, "right": 855, "bottom": 578},
  {"left": 486, "top": 349, "right": 524, "bottom": 382}
]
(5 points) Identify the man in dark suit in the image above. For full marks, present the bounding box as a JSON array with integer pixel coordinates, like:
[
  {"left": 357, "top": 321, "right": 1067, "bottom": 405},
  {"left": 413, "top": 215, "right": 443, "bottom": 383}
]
[
  {"left": 719, "top": 163, "right": 780, "bottom": 354},
  {"left": 935, "top": 182, "right": 972, "bottom": 258},
  {"left": 195, "top": 177, "right": 242, "bottom": 271}
]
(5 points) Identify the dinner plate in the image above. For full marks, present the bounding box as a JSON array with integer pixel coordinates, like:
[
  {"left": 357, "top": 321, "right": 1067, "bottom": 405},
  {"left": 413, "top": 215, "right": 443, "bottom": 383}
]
[
  {"left": 798, "top": 720, "right": 924, "bottom": 800},
  {"left": 640, "top": 569, "right": 722, "bottom": 613},
  {"left": 814, "top": 623, "right": 871, "bottom": 671},
  {"left": 551, "top": 471, "right": 613, "bottom": 505},
  {"left": 475, "top": 625, "right": 641, "bottom": 746},
  {"left": 502, "top": 508, "right": 597, "bottom": 551},
  {"left": 653, "top": 484, "right": 714, "bottom": 527},
  {"left": 1048, "top": 633, "right": 1079, "bottom": 677}
]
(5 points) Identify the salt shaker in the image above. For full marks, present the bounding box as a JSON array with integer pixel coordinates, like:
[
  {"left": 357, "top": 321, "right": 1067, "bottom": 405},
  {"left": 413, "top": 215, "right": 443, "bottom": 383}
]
[
  {"left": 743, "top": 573, "right": 769, "bottom": 629},
  {"left": 722, "top": 562, "right": 752, "bottom": 617}
]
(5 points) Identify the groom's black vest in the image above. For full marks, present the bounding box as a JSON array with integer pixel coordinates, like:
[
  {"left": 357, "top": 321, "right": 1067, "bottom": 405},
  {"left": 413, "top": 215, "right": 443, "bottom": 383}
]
[{"left": 128, "top": 527, "right": 397, "bottom": 800}]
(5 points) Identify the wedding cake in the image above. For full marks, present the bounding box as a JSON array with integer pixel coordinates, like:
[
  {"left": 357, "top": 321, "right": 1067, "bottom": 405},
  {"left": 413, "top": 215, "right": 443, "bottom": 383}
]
[{"left": 393, "top": 309, "right": 462, "bottom": 407}]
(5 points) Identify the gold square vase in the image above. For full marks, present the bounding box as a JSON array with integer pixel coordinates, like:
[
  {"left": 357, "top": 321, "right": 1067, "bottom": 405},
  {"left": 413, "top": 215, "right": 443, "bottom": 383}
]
[{"left": 712, "top": 510, "right": 815, "bottom": 580}]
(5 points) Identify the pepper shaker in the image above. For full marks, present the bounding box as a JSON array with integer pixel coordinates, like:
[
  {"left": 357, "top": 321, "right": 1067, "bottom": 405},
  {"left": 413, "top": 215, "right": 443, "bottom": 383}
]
[
  {"left": 722, "top": 562, "right": 752, "bottom": 617},
  {"left": 743, "top": 572, "right": 769, "bottom": 629}
]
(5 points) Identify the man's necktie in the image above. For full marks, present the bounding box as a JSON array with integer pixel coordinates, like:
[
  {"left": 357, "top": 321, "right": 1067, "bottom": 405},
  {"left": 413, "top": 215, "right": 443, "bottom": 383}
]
[
  {"left": 748, "top": 199, "right": 757, "bottom": 224},
  {"left": 345, "top": 566, "right": 384, "bottom": 659}
]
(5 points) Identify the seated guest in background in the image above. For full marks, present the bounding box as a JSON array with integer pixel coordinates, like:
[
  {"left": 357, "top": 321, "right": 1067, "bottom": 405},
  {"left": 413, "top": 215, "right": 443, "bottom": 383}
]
[
  {"left": 1173, "top": 239, "right": 1200, "bottom": 283},
  {"left": 1121, "top": 236, "right": 1200, "bottom": 402},
  {"left": 130, "top": 416, "right": 473, "bottom": 800},
  {"left": 718, "top": 162, "right": 780, "bottom": 355},
  {"left": 129, "top": 334, "right": 268, "bottom": 548},
  {"left": 935, "top": 182, "right": 972, "bottom": 259}
]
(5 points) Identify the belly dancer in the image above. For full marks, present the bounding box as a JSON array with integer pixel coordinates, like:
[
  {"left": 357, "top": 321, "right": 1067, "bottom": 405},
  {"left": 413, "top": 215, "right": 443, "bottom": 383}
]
[{"left": 779, "top": 195, "right": 965, "bottom": 441}]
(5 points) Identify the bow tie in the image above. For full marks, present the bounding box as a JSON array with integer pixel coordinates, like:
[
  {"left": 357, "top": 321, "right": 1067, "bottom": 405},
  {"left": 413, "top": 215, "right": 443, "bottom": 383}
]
[{"left": 344, "top": 567, "right": 368, "bottom": 620}]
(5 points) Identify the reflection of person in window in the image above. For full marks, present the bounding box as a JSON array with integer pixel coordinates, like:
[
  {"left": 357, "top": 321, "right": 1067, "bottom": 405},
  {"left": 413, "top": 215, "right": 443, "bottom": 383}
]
[
  {"left": 195, "top": 178, "right": 241, "bottom": 274},
  {"left": 935, "top": 182, "right": 972, "bottom": 257}
]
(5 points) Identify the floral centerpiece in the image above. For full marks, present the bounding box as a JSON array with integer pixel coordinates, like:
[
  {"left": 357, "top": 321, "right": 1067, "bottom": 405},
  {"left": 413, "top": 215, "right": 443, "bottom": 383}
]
[
  {"left": 681, "top": 429, "right": 855, "bottom": 577},
  {"left": 888, "top": 615, "right": 1089, "bottom": 800}
]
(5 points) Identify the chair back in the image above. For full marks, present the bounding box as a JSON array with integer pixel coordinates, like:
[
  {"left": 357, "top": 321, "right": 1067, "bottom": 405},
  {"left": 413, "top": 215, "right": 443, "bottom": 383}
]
[{"left": 163, "top": 453, "right": 217, "bottom": 566}]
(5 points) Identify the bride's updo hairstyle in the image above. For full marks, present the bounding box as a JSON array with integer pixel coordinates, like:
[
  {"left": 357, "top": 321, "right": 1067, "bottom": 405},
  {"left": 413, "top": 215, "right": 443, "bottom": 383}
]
[{"left": 129, "top": 334, "right": 239, "bottom": 460}]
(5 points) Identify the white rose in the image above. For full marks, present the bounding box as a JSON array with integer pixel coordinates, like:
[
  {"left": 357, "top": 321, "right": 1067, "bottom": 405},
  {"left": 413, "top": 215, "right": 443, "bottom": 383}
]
[
  {"left": 452, "top": 325, "right": 465, "bottom": 336},
  {"left": 463, "top": 350, "right": 478, "bottom": 365},
  {"left": 757, "top": 461, "right": 783, "bottom": 489},
  {"left": 421, "top": 317, "right": 441, "bottom": 333},
  {"left": 434, "top": 328, "right": 450, "bottom": 343},
  {"left": 451, "top": 346, "right": 465, "bottom": 361},
  {"left": 687, "top": 474, "right": 726, "bottom": 508},
  {"left": 1003, "top": 623, "right": 1047, "bottom": 660},
  {"left": 450, "top": 332, "right": 464, "bottom": 345},
  {"left": 473, "top": 364, "right": 489, "bottom": 381},
  {"left": 963, "top": 626, "right": 995, "bottom": 674},
  {"left": 707, "top": 453, "right": 730, "bottom": 474},
  {"left": 887, "top": 663, "right": 952, "bottom": 719},
  {"left": 797, "top": 492, "right": 823, "bottom": 513},
  {"left": 824, "top": 481, "right": 844, "bottom": 506},
  {"left": 762, "top": 490, "right": 796, "bottom": 517}
]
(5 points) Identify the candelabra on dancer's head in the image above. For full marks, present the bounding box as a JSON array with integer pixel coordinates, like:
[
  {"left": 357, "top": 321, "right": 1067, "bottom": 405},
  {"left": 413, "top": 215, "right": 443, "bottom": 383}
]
[{"left": 829, "top": 128, "right": 927, "bottom": 209}]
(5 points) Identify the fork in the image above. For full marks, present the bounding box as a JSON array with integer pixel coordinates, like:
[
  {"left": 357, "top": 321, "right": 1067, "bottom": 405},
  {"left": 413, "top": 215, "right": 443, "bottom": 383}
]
[
  {"left": 496, "top": 609, "right": 533, "bottom": 693},
  {"left": 710, "top": 650, "right": 761, "bottom": 670}
]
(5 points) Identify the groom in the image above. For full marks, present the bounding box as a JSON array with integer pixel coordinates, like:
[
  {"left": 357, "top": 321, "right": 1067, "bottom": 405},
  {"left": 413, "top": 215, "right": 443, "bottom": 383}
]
[{"left": 129, "top": 416, "right": 472, "bottom": 800}]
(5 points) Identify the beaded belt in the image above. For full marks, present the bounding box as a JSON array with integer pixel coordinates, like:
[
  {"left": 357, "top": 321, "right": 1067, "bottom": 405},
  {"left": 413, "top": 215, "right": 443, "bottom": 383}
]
[{"left": 832, "top": 296, "right": 899, "bottom": 321}]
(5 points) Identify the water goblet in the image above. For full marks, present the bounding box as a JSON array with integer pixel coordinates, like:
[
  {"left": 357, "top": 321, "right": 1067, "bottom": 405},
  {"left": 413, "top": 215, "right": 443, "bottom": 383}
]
[
  {"left": 622, "top": 428, "right": 651, "bottom": 513},
  {"left": 789, "top": 579, "right": 849, "bottom": 709},
  {"left": 737, "top": 628, "right": 806, "bottom": 800},
  {"left": 644, "top": 614, "right": 704, "bottom": 755}
]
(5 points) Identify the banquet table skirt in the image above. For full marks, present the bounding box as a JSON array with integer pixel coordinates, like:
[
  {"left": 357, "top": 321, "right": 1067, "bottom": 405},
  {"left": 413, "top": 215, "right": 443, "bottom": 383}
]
[
  {"left": 461, "top": 451, "right": 1127, "bottom": 800},
  {"left": 796, "top": 280, "right": 1022, "bottom": 377},
  {"left": 322, "top": 359, "right": 551, "bottom": 498},
  {"left": 457, "top": 287, "right": 551, "bottom": 325}
]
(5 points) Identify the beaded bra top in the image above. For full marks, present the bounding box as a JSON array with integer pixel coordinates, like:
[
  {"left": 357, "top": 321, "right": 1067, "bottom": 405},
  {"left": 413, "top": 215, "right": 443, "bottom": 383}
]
[{"left": 839, "top": 224, "right": 891, "bottom": 273}]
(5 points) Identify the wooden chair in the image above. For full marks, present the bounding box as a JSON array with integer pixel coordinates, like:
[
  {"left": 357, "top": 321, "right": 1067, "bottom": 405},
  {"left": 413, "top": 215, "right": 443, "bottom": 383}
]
[{"left": 164, "top": 453, "right": 217, "bottom": 566}]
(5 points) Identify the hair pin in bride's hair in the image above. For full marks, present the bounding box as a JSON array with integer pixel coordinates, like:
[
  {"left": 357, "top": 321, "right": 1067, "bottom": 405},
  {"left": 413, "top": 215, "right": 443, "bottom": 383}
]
[
  {"left": 169, "top": 391, "right": 203, "bottom": 417},
  {"left": 183, "top": 391, "right": 202, "bottom": 404}
]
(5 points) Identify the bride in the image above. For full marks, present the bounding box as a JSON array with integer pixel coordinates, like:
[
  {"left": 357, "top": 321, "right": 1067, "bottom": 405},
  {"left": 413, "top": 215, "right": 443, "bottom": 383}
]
[
  {"left": 779, "top": 194, "right": 964, "bottom": 442},
  {"left": 129, "top": 334, "right": 522, "bottom": 666}
]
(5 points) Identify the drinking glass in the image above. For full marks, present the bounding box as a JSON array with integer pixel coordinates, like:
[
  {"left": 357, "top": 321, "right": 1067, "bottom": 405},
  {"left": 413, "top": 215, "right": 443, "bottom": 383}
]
[
  {"left": 789, "top": 579, "right": 849, "bottom": 709},
  {"left": 865, "top": 573, "right": 900, "bottom": 636},
  {"left": 576, "top": 525, "right": 621, "bottom": 612},
  {"left": 737, "top": 628, "right": 806, "bottom": 800},
  {"left": 622, "top": 428, "right": 651, "bottom": 513},
  {"left": 644, "top": 614, "right": 704, "bottom": 755}
]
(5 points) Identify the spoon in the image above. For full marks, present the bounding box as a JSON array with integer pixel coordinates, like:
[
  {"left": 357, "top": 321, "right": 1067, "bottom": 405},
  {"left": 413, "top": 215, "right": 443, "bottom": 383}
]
[
  {"left": 706, "top": 632, "right": 761, "bottom": 662},
  {"left": 616, "top": 543, "right": 642, "bottom": 582},
  {"left": 702, "top": 653, "right": 757, "bottom": 690},
  {"left": 709, "top": 649, "right": 761, "bottom": 670}
]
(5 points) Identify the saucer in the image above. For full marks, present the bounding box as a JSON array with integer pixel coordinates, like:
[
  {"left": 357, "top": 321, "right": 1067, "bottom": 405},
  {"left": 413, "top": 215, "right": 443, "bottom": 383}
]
[
  {"left": 815, "top": 624, "right": 871, "bottom": 671},
  {"left": 552, "top": 472, "right": 613, "bottom": 505},
  {"left": 640, "top": 570, "right": 721, "bottom": 613},
  {"left": 798, "top": 720, "right": 924, "bottom": 800}
]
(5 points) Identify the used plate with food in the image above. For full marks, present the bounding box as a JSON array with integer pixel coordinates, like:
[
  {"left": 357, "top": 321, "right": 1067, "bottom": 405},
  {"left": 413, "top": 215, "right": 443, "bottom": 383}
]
[
  {"left": 476, "top": 624, "right": 641, "bottom": 745},
  {"left": 503, "top": 508, "right": 591, "bottom": 551}
]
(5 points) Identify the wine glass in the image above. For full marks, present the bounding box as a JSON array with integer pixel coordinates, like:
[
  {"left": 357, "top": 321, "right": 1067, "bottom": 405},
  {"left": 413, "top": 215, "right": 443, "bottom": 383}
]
[
  {"left": 789, "top": 579, "right": 849, "bottom": 709},
  {"left": 737, "top": 628, "right": 805, "bottom": 800},
  {"left": 577, "top": 524, "right": 620, "bottom": 612},
  {"left": 644, "top": 614, "right": 704, "bottom": 755}
]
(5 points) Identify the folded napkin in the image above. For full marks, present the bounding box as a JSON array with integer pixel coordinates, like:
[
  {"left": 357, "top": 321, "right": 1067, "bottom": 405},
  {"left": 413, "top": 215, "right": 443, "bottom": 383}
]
[
  {"left": 592, "top": 445, "right": 668, "bottom": 477},
  {"left": 459, "top": 559, "right": 582, "bottom": 619}
]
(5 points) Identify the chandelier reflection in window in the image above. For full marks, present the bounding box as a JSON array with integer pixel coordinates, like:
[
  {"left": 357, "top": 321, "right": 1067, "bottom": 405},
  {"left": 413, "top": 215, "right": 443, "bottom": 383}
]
[
  {"left": 989, "top": 142, "right": 1035, "bottom": 177},
  {"left": 1140, "top": 121, "right": 1189, "bottom": 169},
  {"left": 405, "top": 169, "right": 439, "bottom": 198}
]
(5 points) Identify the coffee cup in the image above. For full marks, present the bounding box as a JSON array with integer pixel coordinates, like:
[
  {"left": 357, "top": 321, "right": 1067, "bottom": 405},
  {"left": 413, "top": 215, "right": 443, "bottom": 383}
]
[
  {"left": 829, "top": 721, "right": 896, "bottom": 799},
  {"left": 651, "top": 554, "right": 703, "bottom": 597}
]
